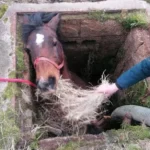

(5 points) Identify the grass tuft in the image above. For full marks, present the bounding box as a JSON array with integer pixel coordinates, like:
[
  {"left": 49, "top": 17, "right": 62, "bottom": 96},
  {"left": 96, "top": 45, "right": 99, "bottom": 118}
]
[
  {"left": 57, "top": 141, "right": 81, "bottom": 150},
  {"left": 0, "top": 98, "right": 20, "bottom": 150},
  {"left": 89, "top": 11, "right": 149, "bottom": 30},
  {"left": 110, "top": 125, "right": 150, "bottom": 143},
  {"left": 121, "top": 12, "right": 148, "bottom": 30},
  {"left": 128, "top": 144, "right": 141, "bottom": 150},
  {"left": 89, "top": 11, "right": 120, "bottom": 22},
  {"left": 118, "top": 80, "right": 150, "bottom": 108},
  {"left": 0, "top": 4, "right": 8, "bottom": 19}
]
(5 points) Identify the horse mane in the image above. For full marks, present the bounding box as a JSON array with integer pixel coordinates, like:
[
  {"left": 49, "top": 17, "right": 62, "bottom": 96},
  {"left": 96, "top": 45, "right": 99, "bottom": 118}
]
[{"left": 22, "top": 12, "right": 58, "bottom": 44}]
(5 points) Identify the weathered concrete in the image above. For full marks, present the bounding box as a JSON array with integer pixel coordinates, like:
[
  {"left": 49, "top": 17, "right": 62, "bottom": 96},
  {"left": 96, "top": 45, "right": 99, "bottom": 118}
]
[
  {"left": 114, "top": 28, "right": 150, "bottom": 78},
  {"left": 4, "top": 0, "right": 148, "bottom": 13},
  {"left": 0, "top": 11, "right": 15, "bottom": 94}
]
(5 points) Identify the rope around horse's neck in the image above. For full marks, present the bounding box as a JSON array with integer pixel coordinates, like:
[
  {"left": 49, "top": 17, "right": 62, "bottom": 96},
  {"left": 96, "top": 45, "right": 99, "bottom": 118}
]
[{"left": 0, "top": 78, "right": 36, "bottom": 87}]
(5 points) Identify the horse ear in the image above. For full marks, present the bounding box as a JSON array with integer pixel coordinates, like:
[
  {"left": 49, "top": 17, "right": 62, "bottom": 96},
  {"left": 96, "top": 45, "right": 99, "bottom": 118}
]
[{"left": 47, "top": 14, "right": 60, "bottom": 31}]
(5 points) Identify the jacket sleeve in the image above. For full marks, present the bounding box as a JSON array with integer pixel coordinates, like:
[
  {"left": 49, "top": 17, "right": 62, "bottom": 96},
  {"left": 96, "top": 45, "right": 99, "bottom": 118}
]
[{"left": 116, "top": 57, "right": 150, "bottom": 89}]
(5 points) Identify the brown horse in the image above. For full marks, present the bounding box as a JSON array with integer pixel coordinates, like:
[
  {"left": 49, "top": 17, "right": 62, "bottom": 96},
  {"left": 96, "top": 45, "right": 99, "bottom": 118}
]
[{"left": 22, "top": 12, "right": 85, "bottom": 92}]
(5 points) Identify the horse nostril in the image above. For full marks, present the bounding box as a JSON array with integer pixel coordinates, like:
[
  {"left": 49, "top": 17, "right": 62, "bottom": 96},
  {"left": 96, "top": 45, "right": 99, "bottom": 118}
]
[
  {"left": 48, "top": 77, "right": 56, "bottom": 89},
  {"left": 36, "top": 77, "right": 56, "bottom": 92},
  {"left": 36, "top": 80, "right": 48, "bottom": 91}
]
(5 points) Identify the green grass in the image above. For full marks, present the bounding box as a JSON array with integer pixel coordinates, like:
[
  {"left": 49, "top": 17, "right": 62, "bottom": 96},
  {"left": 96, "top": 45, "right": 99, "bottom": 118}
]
[
  {"left": 0, "top": 71, "right": 20, "bottom": 149},
  {"left": 0, "top": 98, "right": 20, "bottom": 149},
  {"left": 89, "top": 11, "right": 149, "bottom": 30},
  {"left": 2, "top": 71, "right": 19, "bottom": 100},
  {"left": 0, "top": 4, "right": 8, "bottom": 19},
  {"left": 16, "top": 25, "right": 27, "bottom": 78},
  {"left": 89, "top": 11, "right": 121, "bottom": 22},
  {"left": 127, "top": 144, "right": 141, "bottom": 150},
  {"left": 117, "top": 80, "right": 150, "bottom": 108},
  {"left": 16, "top": 47, "right": 26, "bottom": 75},
  {"left": 30, "top": 139, "right": 39, "bottom": 150},
  {"left": 110, "top": 125, "right": 150, "bottom": 143},
  {"left": 124, "top": 125, "right": 150, "bottom": 140},
  {"left": 121, "top": 12, "right": 148, "bottom": 29},
  {"left": 56, "top": 125, "right": 150, "bottom": 150},
  {"left": 0, "top": 25, "right": 26, "bottom": 148},
  {"left": 57, "top": 141, "right": 81, "bottom": 150}
]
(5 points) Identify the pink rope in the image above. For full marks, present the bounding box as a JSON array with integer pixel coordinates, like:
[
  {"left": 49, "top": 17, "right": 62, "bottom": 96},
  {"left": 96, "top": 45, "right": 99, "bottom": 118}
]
[
  {"left": 34, "top": 57, "right": 64, "bottom": 70},
  {"left": 0, "top": 78, "right": 36, "bottom": 87}
]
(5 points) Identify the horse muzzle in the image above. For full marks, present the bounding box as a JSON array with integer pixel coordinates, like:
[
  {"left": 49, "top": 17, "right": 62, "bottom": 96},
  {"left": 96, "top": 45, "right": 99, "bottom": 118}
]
[{"left": 37, "top": 77, "right": 56, "bottom": 92}]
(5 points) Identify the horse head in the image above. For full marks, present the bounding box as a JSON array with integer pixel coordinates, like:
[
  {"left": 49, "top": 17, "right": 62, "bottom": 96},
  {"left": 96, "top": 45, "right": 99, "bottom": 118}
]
[{"left": 22, "top": 13, "right": 65, "bottom": 92}]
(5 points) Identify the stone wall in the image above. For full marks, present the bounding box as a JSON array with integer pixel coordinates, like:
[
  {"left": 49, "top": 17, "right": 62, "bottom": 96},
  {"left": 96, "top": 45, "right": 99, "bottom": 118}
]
[
  {"left": 114, "top": 28, "right": 150, "bottom": 79},
  {"left": 59, "top": 14, "right": 127, "bottom": 82}
]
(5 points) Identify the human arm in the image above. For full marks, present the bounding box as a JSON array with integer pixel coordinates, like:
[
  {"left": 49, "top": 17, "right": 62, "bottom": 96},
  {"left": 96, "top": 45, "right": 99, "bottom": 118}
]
[{"left": 96, "top": 57, "right": 150, "bottom": 97}]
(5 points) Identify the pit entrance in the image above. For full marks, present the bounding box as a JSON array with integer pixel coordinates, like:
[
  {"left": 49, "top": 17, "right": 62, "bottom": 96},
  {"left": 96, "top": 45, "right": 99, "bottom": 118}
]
[
  {"left": 16, "top": 11, "right": 127, "bottom": 136},
  {"left": 58, "top": 14, "right": 127, "bottom": 84},
  {"left": 16, "top": 10, "right": 150, "bottom": 148}
]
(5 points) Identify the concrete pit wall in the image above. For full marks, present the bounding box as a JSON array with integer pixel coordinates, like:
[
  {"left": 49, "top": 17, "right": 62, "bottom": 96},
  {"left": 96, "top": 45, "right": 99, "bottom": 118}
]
[
  {"left": 36, "top": 24, "right": 150, "bottom": 150},
  {"left": 17, "top": 11, "right": 150, "bottom": 140},
  {"left": 1, "top": 1, "right": 150, "bottom": 149},
  {"left": 113, "top": 28, "right": 150, "bottom": 109},
  {"left": 59, "top": 14, "right": 127, "bottom": 83},
  {"left": 14, "top": 13, "right": 129, "bottom": 149},
  {"left": 16, "top": 12, "right": 127, "bottom": 138}
]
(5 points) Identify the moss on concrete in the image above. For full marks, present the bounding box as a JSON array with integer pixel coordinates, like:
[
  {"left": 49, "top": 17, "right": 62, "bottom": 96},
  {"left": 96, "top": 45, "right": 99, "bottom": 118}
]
[
  {"left": 121, "top": 12, "right": 149, "bottom": 30},
  {"left": 127, "top": 144, "right": 141, "bottom": 150},
  {"left": 16, "top": 39, "right": 26, "bottom": 78},
  {"left": 0, "top": 4, "right": 8, "bottom": 19},
  {"left": 16, "top": 23, "right": 27, "bottom": 78},
  {"left": 8, "top": 71, "right": 16, "bottom": 78},
  {"left": 16, "top": 46, "right": 26, "bottom": 76},
  {"left": 3, "top": 17, "right": 8, "bottom": 23},
  {"left": 2, "top": 71, "right": 19, "bottom": 100},
  {"left": 89, "top": 11, "right": 149, "bottom": 30},
  {"left": 89, "top": 11, "right": 121, "bottom": 22},
  {"left": 2, "top": 82, "right": 18, "bottom": 100},
  {"left": 109, "top": 125, "right": 150, "bottom": 143},
  {"left": 0, "top": 107, "right": 20, "bottom": 149},
  {"left": 57, "top": 141, "right": 81, "bottom": 150},
  {"left": 0, "top": 70, "right": 21, "bottom": 148},
  {"left": 53, "top": 125, "right": 150, "bottom": 150},
  {"left": 117, "top": 80, "right": 150, "bottom": 108},
  {"left": 30, "top": 139, "right": 39, "bottom": 150},
  {"left": 0, "top": 71, "right": 20, "bottom": 149}
]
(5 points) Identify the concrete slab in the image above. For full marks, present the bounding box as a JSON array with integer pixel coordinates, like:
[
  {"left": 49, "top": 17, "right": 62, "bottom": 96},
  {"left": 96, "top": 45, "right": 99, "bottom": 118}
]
[{"left": 5, "top": 0, "right": 148, "bottom": 13}]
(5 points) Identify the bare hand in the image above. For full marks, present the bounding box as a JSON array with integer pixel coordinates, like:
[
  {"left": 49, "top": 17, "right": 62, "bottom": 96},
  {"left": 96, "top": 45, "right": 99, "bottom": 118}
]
[{"left": 96, "top": 83, "right": 119, "bottom": 98}]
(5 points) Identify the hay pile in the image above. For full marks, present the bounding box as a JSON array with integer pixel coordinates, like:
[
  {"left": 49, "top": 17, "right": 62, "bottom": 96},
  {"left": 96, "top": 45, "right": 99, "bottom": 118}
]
[
  {"left": 55, "top": 79, "right": 109, "bottom": 123},
  {"left": 36, "top": 78, "right": 110, "bottom": 135}
]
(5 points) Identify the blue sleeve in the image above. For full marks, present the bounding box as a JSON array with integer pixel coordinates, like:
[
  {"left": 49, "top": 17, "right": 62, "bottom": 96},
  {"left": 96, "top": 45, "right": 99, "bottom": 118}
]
[{"left": 116, "top": 57, "right": 150, "bottom": 89}]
